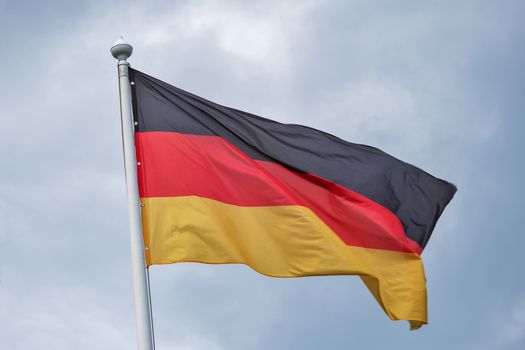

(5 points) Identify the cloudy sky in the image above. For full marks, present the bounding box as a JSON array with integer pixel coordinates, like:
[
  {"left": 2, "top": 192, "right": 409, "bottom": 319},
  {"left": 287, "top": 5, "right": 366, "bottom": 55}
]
[{"left": 1, "top": 0, "right": 524, "bottom": 349}]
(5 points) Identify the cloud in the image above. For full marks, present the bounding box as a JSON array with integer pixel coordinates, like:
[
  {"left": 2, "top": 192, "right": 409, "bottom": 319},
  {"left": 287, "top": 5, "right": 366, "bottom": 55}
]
[
  {"left": 140, "top": 1, "right": 316, "bottom": 72},
  {"left": 0, "top": 1, "right": 524, "bottom": 349},
  {"left": 499, "top": 296, "right": 525, "bottom": 348}
]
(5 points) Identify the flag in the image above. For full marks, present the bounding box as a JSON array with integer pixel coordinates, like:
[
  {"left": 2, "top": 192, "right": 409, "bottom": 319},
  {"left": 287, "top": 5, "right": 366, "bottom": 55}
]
[{"left": 129, "top": 68, "right": 456, "bottom": 329}]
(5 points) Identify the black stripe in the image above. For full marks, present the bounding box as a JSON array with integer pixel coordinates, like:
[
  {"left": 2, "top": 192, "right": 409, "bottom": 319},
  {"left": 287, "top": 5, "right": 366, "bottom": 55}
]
[{"left": 129, "top": 68, "right": 456, "bottom": 249}]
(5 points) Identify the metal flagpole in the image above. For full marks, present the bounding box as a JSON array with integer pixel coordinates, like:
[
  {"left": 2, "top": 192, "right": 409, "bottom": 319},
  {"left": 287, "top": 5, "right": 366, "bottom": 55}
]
[{"left": 111, "top": 36, "right": 155, "bottom": 350}]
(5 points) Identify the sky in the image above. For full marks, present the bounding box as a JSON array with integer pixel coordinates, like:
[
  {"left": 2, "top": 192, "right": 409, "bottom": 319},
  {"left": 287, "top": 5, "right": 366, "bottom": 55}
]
[{"left": 0, "top": 0, "right": 524, "bottom": 349}]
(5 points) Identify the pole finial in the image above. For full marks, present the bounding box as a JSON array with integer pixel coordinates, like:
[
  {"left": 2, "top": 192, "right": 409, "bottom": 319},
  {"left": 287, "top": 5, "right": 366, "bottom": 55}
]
[{"left": 111, "top": 35, "right": 133, "bottom": 61}]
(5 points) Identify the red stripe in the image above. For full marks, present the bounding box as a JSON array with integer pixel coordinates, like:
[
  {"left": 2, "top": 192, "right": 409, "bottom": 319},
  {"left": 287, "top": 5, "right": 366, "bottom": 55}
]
[{"left": 135, "top": 131, "right": 422, "bottom": 254}]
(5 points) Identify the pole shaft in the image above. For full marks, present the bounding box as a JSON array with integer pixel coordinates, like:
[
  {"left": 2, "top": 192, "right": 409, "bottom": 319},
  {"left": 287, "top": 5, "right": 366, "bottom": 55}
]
[{"left": 117, "top": 59, "right": 155, "bottom": 350}]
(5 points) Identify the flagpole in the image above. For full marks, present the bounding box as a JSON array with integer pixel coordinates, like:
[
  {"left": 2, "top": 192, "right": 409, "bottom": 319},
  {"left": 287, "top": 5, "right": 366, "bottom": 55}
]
[{"left": 111, "top": 36, "right": 155, "bottom": 350}]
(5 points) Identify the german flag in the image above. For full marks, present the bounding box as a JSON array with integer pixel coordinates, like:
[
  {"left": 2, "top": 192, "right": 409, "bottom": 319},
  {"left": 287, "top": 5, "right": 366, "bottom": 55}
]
[{"left": 129, "top": 68, "right": 456, "bottom": 329}]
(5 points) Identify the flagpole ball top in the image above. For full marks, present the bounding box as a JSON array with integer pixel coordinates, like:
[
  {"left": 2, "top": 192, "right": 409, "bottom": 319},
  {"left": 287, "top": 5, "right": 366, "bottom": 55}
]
[{"left": 111, "top": 35, "right": 133, "bottom": 60}]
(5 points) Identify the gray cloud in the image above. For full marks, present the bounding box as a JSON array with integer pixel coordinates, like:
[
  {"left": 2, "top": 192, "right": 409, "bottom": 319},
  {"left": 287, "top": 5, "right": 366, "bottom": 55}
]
[{"left": 1, "top": 1, "right": 524, "bottom": 349}]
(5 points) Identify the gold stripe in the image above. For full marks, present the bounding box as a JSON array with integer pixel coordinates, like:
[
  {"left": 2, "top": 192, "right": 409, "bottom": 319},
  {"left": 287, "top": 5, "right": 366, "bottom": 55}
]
[{"left": 141, "top": 196, "right": 427, "bottom": 328}]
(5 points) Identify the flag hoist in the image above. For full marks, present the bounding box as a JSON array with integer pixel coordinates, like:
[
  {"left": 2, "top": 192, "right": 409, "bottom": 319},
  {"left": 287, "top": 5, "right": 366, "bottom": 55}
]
[{"left": 111, "top": 37, "right": 155, "bottom": 350}]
